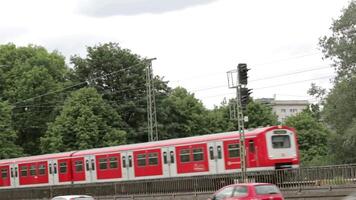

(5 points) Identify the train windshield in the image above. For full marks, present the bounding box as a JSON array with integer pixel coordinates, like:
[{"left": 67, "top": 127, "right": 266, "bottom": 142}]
[{"left": 272, "top": 135, "right": 291, "bottom": 148}]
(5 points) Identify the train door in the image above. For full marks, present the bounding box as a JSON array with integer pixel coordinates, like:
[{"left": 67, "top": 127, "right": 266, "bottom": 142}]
[
  {"left": 121, "top": 151, "right": 134, "bottom": 180},
  {"left": 162, "top": 146, "right": 176, "bottom": 177},
  {"left": 162, "top": 147, "right": 170, "bottom": 177},
  {"left": 208, "top": 141, "right": 224, "bottom": 174},
  {"left": 84, "top": 155, "right": 96, "bottom": 183},
  {"left": 247, "top": 140, "right": 257, "bottom": 168},
  {"left": 48, "top": 160, "right": 59, "bottom": 185},
  {"left": 10, "top": 164, "right": 19, "bottom": 188}
]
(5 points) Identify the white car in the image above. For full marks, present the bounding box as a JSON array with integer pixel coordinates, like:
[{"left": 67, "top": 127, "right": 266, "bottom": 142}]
[{"left": 51, "top": 195, "right": 95, "bottom": 200}]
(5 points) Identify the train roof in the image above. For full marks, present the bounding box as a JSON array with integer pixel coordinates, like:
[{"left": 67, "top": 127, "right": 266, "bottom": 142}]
[{"left": 0, "top": 125, "right": 293, "bottom": 164}]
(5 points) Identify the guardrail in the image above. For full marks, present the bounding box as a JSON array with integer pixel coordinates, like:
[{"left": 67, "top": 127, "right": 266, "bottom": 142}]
[{"left": 1, "top": 164, "right": 356, "bottom": 200}]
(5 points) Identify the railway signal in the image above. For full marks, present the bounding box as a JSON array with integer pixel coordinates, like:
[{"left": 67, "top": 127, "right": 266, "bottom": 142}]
[
  {"left": 238, "top": 63, "right": 249, "bottom": 85},
  {"left": 240, "top": 87, "right": 252, "bottom": 110},
  {"left": 227, "top": 63, "right": 251, "bottom": 183}
]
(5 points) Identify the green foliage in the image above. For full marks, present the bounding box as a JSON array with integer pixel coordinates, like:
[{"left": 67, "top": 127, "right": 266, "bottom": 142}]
[
  {"left": 0, "top": 101, "right": 23, "bottom": 159},
  {"left": 159, "top": 87, "right": 208, "bottom": 139},
  {"left": 71, "top": 42, "right": 170, "bottom": 143},
  {"left": 0, "top": 44, "right": 71, "bottom": 155},
  {"left": 204, "top": 103, "right": 235, "bottom": 133},
  {"left": 319, "top": 1, "right": 356, "bottom": 79},
  {"left": 284, "top": 110, "right": 330, "bottom": 166},
  {"left": 41, "top": 87, "right": 126, "bottom": 153},
  {"left": 244, "top": 100, "right": 278, "bottom": 128},
  {"left": 323, "top": 77, "right": 356, "bottom": 133},
  {"left": 328, "top": 119, "right": 356, "bottom": 164}
]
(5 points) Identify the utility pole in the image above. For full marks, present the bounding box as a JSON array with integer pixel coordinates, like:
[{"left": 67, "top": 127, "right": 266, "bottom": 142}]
[
  {"left": 227, "top": 63, "right": 251, "bottom": 182},
  {"left": 146, "top": 58, "right": 158, "bottom": 142}
]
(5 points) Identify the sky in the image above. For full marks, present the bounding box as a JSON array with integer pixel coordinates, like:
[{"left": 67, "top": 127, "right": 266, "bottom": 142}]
[{"left": 0, "top": 0, "right": 351, "bottom": 108}]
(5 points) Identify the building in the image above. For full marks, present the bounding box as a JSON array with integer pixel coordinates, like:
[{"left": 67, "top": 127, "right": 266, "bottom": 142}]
[{"left": 256, "top": 98, "right": 309, "bottom": 123}]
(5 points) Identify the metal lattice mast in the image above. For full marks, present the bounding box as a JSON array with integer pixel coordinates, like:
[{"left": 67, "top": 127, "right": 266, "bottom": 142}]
[
  {"left": 227, "top": 66, "right": 248, "bottom": 183},
  {"left": 146, "top": 58, "right": 158, "bottom": 142}
]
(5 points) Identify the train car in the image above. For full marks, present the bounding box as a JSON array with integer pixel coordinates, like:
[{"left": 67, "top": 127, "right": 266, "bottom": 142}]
[{"left": 0, "top": 125, "right": 299, "bottom": 189}]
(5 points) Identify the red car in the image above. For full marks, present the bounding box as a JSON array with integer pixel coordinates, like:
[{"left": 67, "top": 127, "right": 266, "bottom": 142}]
[{"left": 208, "top": 183, "right": 284, "bottom": 200}]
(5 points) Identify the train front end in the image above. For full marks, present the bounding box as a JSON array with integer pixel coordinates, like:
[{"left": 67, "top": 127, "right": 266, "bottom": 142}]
[{"left": 265, "top": 127, "right": 299, "bottom": 169}]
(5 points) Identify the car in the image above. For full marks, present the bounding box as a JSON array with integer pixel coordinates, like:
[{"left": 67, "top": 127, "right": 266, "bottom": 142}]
[
  {"left": 51, "top": 195, "right": 95, "bottom": 200},
  {"left": 208, "top": 183, "right": 284, "bottom": 200}
]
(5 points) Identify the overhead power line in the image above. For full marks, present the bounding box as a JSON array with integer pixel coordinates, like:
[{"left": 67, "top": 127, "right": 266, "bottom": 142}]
[
  {"left": 170, "top": 51, "right": 322, "bottom": 83},
  {"left": 199, "top": 75, "right": 333, "bottom": 99},
  {"left": 191, "top": 65, "right": 332, "bottom": 92},
  {"left": 12, "top": 62, "right": 143, "bottom": 105}
]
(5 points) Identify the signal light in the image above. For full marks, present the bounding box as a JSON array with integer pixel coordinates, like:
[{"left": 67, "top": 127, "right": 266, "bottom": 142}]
[
  {"left": 238, "top": 63, "right": 249, "bottom": 85},
  {"left": 240, "top": 87, "right": 252, "bottom": 110}
]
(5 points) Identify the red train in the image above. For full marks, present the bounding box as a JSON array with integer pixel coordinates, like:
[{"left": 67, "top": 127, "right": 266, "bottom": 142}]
[{"left": 0, "top": 126, "right": 299, "bottom": 188}]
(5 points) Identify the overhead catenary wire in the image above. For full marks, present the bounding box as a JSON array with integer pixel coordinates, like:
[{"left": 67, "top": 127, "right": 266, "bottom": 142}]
[
  {"left": 190, "top": 65, "right": 332, "bottom": 92},
  {"left": 12, "top": 62, "right": 143, "bottom": 106},
  {"left": 199, "top": 75, "right": 333, "bottom": 99}
]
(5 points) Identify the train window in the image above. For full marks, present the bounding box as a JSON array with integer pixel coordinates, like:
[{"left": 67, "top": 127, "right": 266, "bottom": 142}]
[
  {"left": 86, "top": 160, "right": 90, "bottom": 171},
  {"left": 163, "top": 152, "right": 168, "bottom": 164},
  {"left": 272, "top": 135, "right": 291, "bottom": 148},
  {"left": 11, "top": 168, "right": 14, "bottom": 178},
  {"left": 75, "top": 160, "right": 83, "bottom": 172},
  {"left": 1, "top": 169, "right": 7, "bottom": 178},
  {"left": 99, "top": 158, "right": 108, "bottom": 170},
  {"left": 91, "top": 159, "right": 95, "bottom": 171},
  {"left": 209, "top": 147, "right": 214, "bottom": 160},
  {"left": 59, "top": 162, "right": 67, "bottom": 174},
  {"left": 30, "top": 165, "right": 36, "bottom": 176},
  {"left": 180, "top": 149, "right": 190, "bottom": 163},
  {"left": 170, "top": 151, "right": 175, "bottom": 164},
  {"left": 217, "top": 145, "right": 222, "bottom": 159},
  {"left": 54, "top": 163, "right": 57, "bottom": 174},
  {"left": 137, "top": 154, "right": 146, "bottom": 166},
  {"left": 249, "top": 141, "right": 255, "bottom": 153},
  {"left": 109, "top": 157, "right": 118, "bottom": 169},
  {"left": 38, "top": 164, "right": 46, "bottom": 175},
  {"left": 128, "top": 156, "right": 132, "bottom": 167},
  {"left": 122, "top": 156, "right": 126, "bottom": 168},
  {"left": 193, "top": 148, "right": 204, "bottom": 161},
  {"left": 21, "top": 166, "right": 27, "bottom": 177},
  {"left": 148, "top": 153, "right": 158, "bottom": 165},
  {"left": 228, "top": 144, "right": 240, "bottom": 158}
]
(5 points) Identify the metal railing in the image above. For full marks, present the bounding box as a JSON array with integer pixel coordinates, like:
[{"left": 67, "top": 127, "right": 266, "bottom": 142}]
[{"left": 1, "top": 164, "right": 356, "bottom": 200}]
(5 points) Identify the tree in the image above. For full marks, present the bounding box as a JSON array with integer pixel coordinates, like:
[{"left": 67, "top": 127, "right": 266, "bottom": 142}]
[
  {"left": 244, "top": 100, "right": 278, "bottom": 128},
  {"left": 318, "top": 1, "right": 356, "bottom": 164},
  {"left": 0, "top": 101, "right": 23, "bottom": 159},
  {"left": 204, "top": 103, "right": 235, "bottom": 133},
  {"left": 71, "top": 43, "right": 170, "bottom": 143},
  {"left": 0, "top": 44, "right": 71, "bottom": 155},
  {"left": 319, "top": 1, "right": 356, "bottom": 79},
  {"left": 284, "top": 110, "right": 330, "bottom": 166},
  {"left": 159, "top": 87, "right": 208, "bottom": 139},
  {"left": 40, "top": 87, "right": 126, "bottom": 153}
]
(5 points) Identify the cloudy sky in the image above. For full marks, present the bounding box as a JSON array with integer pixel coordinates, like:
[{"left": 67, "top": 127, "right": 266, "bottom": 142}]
[{"left": 0, "top": 0, "right": 350, "bottom": 108}]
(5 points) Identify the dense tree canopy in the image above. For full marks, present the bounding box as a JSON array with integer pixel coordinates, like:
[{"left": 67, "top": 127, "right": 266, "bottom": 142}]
[
  {"left": 0, "top": 101, "right": 23, "bottom": 159},
  {"left": 0, "top": 44, "right": 71, "bottom": 155},
  {"left": 284, "top": 110, "right": 330, "bottom": 166},
  {"left": 41, "top": 87, "right": 126, "bottom": 153},
  {"left": 71, "top": 43, "right": 170, "bottom": 143},
  {"left": 159, "top": 87, "right": 208, "bottom": 139},
  {"left": 319, "top": 1, "right": 356, "bottom": 79},
  {"left": 318, "top": 1, "right": 356, "bottom": 163}
]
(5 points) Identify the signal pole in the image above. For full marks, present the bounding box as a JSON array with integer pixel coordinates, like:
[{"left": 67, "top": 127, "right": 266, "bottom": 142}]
[
  {"left": 146, "top": 58, "right": 158, "bottom": 142},
  {"left": 227, "top": 63, "right": 250, "bottom": 182}
]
